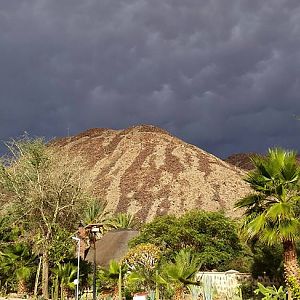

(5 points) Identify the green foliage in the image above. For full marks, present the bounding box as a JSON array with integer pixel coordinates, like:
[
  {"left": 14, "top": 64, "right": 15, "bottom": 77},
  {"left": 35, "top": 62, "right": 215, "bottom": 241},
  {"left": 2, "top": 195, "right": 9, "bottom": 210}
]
[
  {"left": 130, "top": 215, "right": 177, "bottom": 246},
  {"left": 97, "top": 260, "right": 126, "bottom": 299},
  {"left": 236, "top": 148, "right": 300, "bottom": 246},
  {"left": 99, "top": 259, "right": 126, "bottom": 283},
  {"left": 130, "top": 211, "right": 248, "bottom": 271},
  {"left": 0, "top": 243, "right": 36, "bottom": 293},
  {"left": 236, "top": 148, "right": 300, "bottom": 288},
  {"left": 52, "top": 262, "right": 77, "bottom": 299},
  {"left": 0, "top": 218, "right": 24, "bottom": 294},
  {"left": 123, "top": 243, "right": 161, "bottom": 272},
  {"left": 48, "top": 227, "right": 75, "bottom": 265},
  {"left": 159, "top": 249, "right": 201, "bottom": 300},
  {"left": 254, "top": 282, "right": 287, "bottom": 300},
  {"left": 240, "top": 282, "right": 258, "bottom": 300},
  {"left": 161, "top": 249, "right": 201, "bottom": 287},
  {"left": 0, "top": 216, "right": 20, "bottom": 243},
  {"left": 123, "top": 243, "right": 161, "bottom": 292},
  {"left": 287, "top": 277, "right": 300, "bottom": 300},
  {"left": 83, "top": 198, "right": 109, "bottom": 226},
  {"left": 251, "top": 242, "right": 284, "bottom": 284},
  {"left": 108, "top": 213, "right": 135, "bottom": 230}
]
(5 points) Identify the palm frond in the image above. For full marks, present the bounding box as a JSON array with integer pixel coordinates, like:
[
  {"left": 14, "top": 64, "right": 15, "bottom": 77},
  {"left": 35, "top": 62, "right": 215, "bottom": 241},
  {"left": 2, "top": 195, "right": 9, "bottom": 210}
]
[
  {"left": 246, "top": 213, "right": 267, "bottom": 238},
  {"left": 236, "top": 147, "right": 300, "bottom": 246},
  {"left": 83, "top": 199, "right": 109, "bottom": 225},
  {"left": 161, "top": 249, "right": 201, "bottom": 287},
  {"left": 108, "top": 213, "right": 135, "bottom": 229},
  {"left": 266, "top": 202, "right": 294, "bottom": 220}
]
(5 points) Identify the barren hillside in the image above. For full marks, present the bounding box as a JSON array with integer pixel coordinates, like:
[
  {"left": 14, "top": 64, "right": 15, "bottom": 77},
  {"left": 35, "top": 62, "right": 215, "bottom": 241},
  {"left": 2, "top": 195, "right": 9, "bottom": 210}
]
[{"left": 51, "top": 125, "right": 251, "bottom": 222}]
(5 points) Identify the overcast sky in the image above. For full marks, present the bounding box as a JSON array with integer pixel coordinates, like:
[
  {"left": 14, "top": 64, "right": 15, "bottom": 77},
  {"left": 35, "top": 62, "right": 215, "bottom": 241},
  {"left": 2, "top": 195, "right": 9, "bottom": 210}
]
[{"left": 1, "top": 0, "right": 300, "bottom": 158}]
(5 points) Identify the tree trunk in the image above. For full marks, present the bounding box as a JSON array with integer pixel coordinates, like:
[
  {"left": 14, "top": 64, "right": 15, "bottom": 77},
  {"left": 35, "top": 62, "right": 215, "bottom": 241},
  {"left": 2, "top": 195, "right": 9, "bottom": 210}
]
[
  {"left": 173, "top": 287, "right": 184, "bottom": 300},
  {"left": 17, "top": 279, "right": 27, "bottom": 295},
  {"left": 283, "top": 240, "right": 300, "bottom": 281},
  {"left": 112, "top": 286, "right": 119, "bottom": 300},
  {"left": 42, "top": 251, "right": 49, "bottom": 299},
  {"left": 283, "top": 240, "right": 300, "bottom": 300},
  {"left": 34, "top": 256, "right": 42, "bottom": 296}
]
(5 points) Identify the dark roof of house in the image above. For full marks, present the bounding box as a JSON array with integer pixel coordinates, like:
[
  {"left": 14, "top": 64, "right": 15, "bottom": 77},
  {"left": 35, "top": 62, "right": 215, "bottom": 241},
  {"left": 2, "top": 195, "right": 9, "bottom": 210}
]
[{"left": 85, "top": 229, "right": 139, "bottom": 267}]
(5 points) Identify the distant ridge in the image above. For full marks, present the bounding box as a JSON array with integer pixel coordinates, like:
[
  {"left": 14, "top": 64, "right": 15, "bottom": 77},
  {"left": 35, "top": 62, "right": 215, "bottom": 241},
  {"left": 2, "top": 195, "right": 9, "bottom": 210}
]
[
  {"left": 224, "top": 153, "right": 258, "bottom": 171},
  {"left": 51, "top": 125, "right": 251, "bottom": 221},
  {"left": 225, "top": 152, "right": 300, "bottom": 171}
]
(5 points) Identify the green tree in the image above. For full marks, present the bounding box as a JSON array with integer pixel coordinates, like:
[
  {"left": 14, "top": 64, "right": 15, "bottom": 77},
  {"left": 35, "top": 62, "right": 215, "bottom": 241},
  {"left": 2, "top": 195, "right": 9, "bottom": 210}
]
[
  {"left": 130, "top": 211, "right": 247, "bottom": 271},
  {"left": 251, "top": 242, "right": 284, "bottom": 284},
  {"left": 0, "top": 137, "right": 91, "bottom": 298},
  {"left": 236, "top": 148, "right": 300, "bottom": 297},
  {"left": 0, "top": 216, "right": 20, "bottom": 244},
  {"left": 49, "top": 227, "right": 75, "bottom": 267},
  {"left": 0, "top": 217, "right": 23, "bottom": 293},
  {"left": 123, "top": 243, "right": 161, "bottom": 293}
]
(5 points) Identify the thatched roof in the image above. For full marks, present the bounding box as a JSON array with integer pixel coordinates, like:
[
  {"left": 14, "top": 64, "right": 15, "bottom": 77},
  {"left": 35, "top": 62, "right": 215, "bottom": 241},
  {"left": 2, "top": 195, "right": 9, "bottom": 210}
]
[{"left": 85, "top": 229, "right": 139, "bottom": 267}]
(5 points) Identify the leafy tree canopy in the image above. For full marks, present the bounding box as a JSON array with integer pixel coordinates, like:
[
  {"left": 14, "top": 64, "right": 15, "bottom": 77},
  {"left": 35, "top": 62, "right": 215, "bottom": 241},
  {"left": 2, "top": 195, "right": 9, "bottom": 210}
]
[{"left": 130, "top": 210, "right": 249, "bottom": 271}]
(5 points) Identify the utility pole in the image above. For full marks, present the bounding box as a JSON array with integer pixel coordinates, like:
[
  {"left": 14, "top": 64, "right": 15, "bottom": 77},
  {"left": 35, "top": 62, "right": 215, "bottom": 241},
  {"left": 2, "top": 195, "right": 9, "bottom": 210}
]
[
  {"left": 72, "top": 236, "right": 80, "bottom": 300},
  {"left": 91, "top": 226, "right": 100, "bottom": 300}
]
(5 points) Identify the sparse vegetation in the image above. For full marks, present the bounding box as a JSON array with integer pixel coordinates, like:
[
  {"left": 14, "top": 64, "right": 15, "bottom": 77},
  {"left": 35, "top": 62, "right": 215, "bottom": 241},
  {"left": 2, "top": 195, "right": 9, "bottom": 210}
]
[{"left": 0, "top": 137, "right": 93, "bottom": 298}]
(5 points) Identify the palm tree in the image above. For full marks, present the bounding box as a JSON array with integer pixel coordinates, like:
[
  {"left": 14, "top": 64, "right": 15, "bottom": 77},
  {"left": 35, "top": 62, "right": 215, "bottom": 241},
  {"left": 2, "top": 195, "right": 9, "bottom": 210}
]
[
  {"left": 0, "top": 243, "right": 36, "bottom": 295},
  {"left": 82, "top": 199, "right": 111, "bottom": 242},
  {"left": 83, "top": 199, "right": 109, "bottom": 229},
  {"left": 236, "top": 148, "right": 300, "bottom": 294},
  {"left": 108, "top": 213, "right": 135, "bottom": 230},
  {"left": 161, "top": 249, "right": 201, "bottom": 300},
  {"left": 52, "top": 262, "right": 77, "bottom": 299},
  {"left": 98, "top": 260, "right": 126, "bottom": 300},
  {"left": 78, "top": 199, "right": 110, "bottom": 256}
]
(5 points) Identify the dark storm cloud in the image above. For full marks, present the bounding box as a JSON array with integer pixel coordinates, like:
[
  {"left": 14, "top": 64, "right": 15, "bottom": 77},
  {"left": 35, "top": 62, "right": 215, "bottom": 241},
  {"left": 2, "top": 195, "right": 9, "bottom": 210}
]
[{"left": 1, "top": 0, "right": 300, "bottom": 157}]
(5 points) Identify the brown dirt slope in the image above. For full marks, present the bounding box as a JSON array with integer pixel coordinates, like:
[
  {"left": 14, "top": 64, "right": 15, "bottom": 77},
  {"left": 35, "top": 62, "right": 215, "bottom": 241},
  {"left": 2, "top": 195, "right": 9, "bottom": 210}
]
[{"left": 51, "top": 125, "right": 251, "bottom": 221}]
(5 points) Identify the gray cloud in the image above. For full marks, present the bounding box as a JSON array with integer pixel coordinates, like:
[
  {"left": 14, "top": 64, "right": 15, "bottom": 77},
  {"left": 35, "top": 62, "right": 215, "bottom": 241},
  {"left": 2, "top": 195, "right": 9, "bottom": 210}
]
[{"left": 1, "top": 0, "right": 300, "bottom": 157}]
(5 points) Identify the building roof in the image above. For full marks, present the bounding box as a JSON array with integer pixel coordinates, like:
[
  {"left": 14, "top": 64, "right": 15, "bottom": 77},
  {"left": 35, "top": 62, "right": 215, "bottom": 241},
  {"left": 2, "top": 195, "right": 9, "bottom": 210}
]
[{"left": 85, "top": 229, "right": 139, "bottom": 267}]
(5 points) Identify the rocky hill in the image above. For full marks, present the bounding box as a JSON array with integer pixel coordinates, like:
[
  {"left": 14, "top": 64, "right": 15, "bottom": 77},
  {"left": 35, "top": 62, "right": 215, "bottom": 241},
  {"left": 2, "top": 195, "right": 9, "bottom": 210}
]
[{"left": 51, "top": 125, "right": 251, "bottom": 222}]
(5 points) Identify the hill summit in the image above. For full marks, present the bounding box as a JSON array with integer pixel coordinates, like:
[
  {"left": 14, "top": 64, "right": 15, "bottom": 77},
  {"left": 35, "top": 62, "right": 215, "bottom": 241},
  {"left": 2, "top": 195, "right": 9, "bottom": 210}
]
[{"left": 52, "top": 125, "right": 250, "bottom": 221}]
